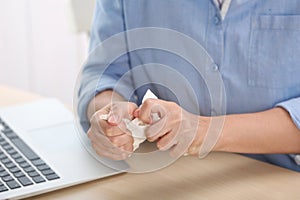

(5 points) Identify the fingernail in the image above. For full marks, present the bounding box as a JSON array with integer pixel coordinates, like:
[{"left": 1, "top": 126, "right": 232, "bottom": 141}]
[
  {"left": 147, "top": 137, "right": 155, "bottom": 142},
  {"left": 190, "top": 147, "right": 197, "bottom": 153},
  {"left": 108, "top": 115, "right": 119, "bottom": 124},
  {"left": 133, "top": 109, "right": 139, "bottom": 118},
  {"left": 157, "top": 144, "right": 161, "bottom": 149}
]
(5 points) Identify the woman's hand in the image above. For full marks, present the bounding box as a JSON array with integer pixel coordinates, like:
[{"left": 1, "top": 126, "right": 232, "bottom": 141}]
[
  {"left": 87, "top": 101, "right": 138, "bottom": 160},
  {"left": 134, "top": 99, "right": 203, "bottom": 157}
]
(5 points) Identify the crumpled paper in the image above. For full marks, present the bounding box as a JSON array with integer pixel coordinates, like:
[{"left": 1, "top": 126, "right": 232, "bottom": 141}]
[
  {"left": 100, "top": 89, "right": 159, "bottom": 151},
  {"left": 124, "top": 89, "right": 160, "bottom": 151}
]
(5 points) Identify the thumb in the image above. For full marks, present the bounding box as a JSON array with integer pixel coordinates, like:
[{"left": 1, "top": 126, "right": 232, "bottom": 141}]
[{"left": 107, "top": 114, "right": 120, "bottom": 125}]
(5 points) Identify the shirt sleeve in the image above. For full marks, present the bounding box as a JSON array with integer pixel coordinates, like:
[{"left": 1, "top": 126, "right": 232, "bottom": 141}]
[
  {"left": 77, "top": 0, "right": 134, "bottom": 132},
  {"left": 275, "top": 97, "right": 300, "bottom": 166},
  {"left": 276, "top": 97, "right": 300, "bottom": 130}
]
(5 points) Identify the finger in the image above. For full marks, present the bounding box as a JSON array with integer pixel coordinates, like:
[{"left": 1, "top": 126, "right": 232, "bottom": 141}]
[
  {"left": 133, "top": 109, "right": 139, "bottom": 118},
  {"left": 119, "top": 142, "right": 134, "bottom": 153},
  {"left": 96, "top": 114, "right": 132, "bottom": 137},
  {"left": 169, "top": 141, "right": 189, "bottom": 158},
  {"left": 156, "top": 131, "right": 177, "bottom": 151},
  {"left": 93, "top": 145, "right": 128, "bottom": 160},
  {"left": 88, "top": 119, "right": 131, "bottom": 160},
  {"left": 187, "top": 140, "right": 201, "bottom": 155},
  {"left": 146, "top": 116, "right": 169, "bottom": 141},
  {"left": 91, "top": 139, "right": 130, "bottom": 159},
  {"left": 186, "top": 127, "right": 204, "bottom": 155},
  {"left": 109, "top": 102, "right": 137, "bottom": 124},
  {"left": 138, "top": 99, "right": 165, "bottom": 124},
  {"left": 88, "top": 129, "right": 117, "bottom": 149},
  {"left": 107, "top": 114, "right": 120, "bottom": 125},
  {"left": 90, "top": 112, "right": 113, "bottom": 135},
  {"left": 105, "top": 124, "right": 131, "bottom": 137},
  {"left": 108, "top": 134, "right": 134, "bottom": 148}
]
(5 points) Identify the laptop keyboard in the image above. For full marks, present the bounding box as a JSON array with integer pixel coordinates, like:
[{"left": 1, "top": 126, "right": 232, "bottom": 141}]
[{"left": 0, "top": 117, "right": 60, "bottom": 192}]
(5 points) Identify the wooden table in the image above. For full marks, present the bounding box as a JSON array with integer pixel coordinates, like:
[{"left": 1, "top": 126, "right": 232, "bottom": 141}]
[{"left": 1, "top": 85, "right": 300, "bottom": 200}]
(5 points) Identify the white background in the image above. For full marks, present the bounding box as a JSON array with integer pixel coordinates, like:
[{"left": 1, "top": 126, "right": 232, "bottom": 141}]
[{"left": 0, "top": 0, "right": 91, "bottom": 104}]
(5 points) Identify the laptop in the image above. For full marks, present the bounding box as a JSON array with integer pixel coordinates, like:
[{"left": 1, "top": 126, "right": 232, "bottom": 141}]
[{"left": 0, "top": 98, "right": 128, "bottom": 199}]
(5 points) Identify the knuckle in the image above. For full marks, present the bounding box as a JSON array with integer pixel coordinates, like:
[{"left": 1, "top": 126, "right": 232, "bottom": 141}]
[
  {"left": 127, "top": 135, "right": 134, "bottom": 143},
  {"left": 128, "top": 102, "right": 137, "bottom": 108},
  {"left": 143, "top": 99, "right": 154, "bottom": 106},
  {"left": 91, "top": 142, "right": 97, "bottom": 150},
  {"left": 105, "top": 126, "right": 117, "bottom": 136},
  {"left": 87, "top": 129, "right": 92, "bottom": 138},
  {"left": 109, "top": 136, "right": 119, "bottom": 144},
  {"left": 95, "top": 149, "right": 105, "bottom": 157},
  {"left": 110, "top": 135, "right": 132, "bottom": 146},
  {"left": 169, "top": 101, "right": 178, "bottom": 107}
]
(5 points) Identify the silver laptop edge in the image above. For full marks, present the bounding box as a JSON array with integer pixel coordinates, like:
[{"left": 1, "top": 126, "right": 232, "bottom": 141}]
[{"left": 0, "top": 99, "right": 128, "bottom": 199}]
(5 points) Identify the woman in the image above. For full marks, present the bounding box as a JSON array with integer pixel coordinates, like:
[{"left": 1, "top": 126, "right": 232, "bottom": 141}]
[{"left": 78, "top": 0, "right": 300, "bottom": 172}]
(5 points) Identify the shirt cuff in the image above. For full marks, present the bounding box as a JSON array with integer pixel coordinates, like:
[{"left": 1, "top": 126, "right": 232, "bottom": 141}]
[
  {"left": 276, "top": 97, "right": 300, "bottom": 130},
  {"left": 95, "top": 78, "right": 135, "bottom": 102},
  {"left": 276, "top": 97, "right": 300, "bottom": 166},
  {"left": 78, "top": 76, "right": 137, "bottom": 132}
]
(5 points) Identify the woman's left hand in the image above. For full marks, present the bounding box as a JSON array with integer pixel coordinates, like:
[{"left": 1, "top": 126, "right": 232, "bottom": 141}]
[{"left": 134, "top": 98, "right": 206, "bottom": 157}]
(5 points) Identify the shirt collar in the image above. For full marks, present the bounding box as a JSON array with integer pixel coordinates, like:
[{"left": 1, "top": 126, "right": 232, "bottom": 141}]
[{"left": 212, "top": 0, "right": 232, "bottom": 20}]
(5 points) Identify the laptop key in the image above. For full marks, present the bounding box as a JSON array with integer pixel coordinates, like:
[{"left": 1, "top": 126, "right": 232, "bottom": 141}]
[
  {"left": 0, "top": 140, "right": 7, "bottom": 146},
  {"left": 41, "top": 169, "right": 55, "bottom": 176},
  {"left": 0, "top": 166, "right": 5, "bottom": 172},
  {"left": 0, "top": 123, "right": 5, "bottom": 132},
  {"left": 9, "top": 167, "right": 20, "bottom": 174},
  {"left": 3, "top": 144, "right": 13, "bottom": 151},
  {"left": 37, "top": 164, "right": 50, "bottom": 171},
  {"left": 0, "top": 154, "right": 6, "bottom": 160},
  {"left": 2, "top": 128, "right": 12, "bottom": 133},
  {"left": 32, "top": 159, "right": 45, "bottom": 166},
  {"left": 1, "top": 158, "right": 11, "bottom": 164},
  {"left": 32, "top": 176, "right": 45, "bottom": 183},
  {"left": 5, "top": 162, "right": 16, "bottom": 169},
  {"left": 24, "top": 166, "right": 35, "bottom": 173},
  {"left": 2, "top": 175, "right": 13, "bottom": 182},
  {"left": 28, "top": 171, "right": 39, "bottom": 177},
  {"left": 4, "top": 130, "right": 18, "bottom": 139},
  {"left": 11, "top": 153, "right": 22, "bottom": 159},
  {"left": 18, "top": 176, "right": 33, "bottom": 186},
  {"left": 19, "top": 161, "right": 30, "bottom": 168},
  {"left": 13, "top": 171, "right": 25, "bottom": 178},
  {"left": 11, "top": 138, "right": 39, "bottom": 160},
  {"left": 46, "top": 173, "right": 59, "bottom": 181},
  {"left": 0, "top": 171, "right": 9, "bottom": 177},
  {"left": 0, "top": 185, "right": 8, "bottom": 192},
  {"left": 15, "top": 157, "right": 25, "bottom": 164},
  {"left": 6, "top": 180, "right": 21, "bottom": 189},
  {"left": 6, "top": 148, "right": 17, "bottom": 155}
]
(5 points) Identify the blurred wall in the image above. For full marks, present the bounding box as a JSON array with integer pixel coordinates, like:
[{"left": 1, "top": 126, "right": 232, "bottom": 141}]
[{"left": 0, "top": 0, "right": 90, "bottom": 104}]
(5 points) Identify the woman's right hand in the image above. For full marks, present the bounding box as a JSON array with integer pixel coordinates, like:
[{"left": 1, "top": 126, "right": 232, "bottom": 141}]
[{"left": 87, "top": 101, "right": 138, "bottom": 160}]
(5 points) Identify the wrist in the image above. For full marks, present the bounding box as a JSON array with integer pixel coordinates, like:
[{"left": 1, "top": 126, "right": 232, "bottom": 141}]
[
  {"left": 87, "top": 90, "right": 125, "bottom": 120},
  {"left": 188, "top": 116, "right": 211, "bottom": 155},
  {"left": 189, "top": 116, "right": 226, "bottom": 156}
]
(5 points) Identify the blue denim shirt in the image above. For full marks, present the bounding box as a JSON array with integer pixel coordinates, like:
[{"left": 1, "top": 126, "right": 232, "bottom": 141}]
[{"left": 78, "top": 0, "right": 300, "bottom": 171}]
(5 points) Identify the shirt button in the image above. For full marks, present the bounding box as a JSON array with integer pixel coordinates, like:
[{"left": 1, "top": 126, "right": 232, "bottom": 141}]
[
  {"left": 210, "top": 109, "right": 217, "bottom": 116},
  {"left": 213, "top": 15, "right": 220, "bottom": 25},
  {"left": 212, "top": 63, "right": 219, "bottom": 71}
]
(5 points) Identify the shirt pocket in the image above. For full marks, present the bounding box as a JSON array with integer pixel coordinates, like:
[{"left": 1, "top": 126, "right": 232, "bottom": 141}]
[{"left": 248, "top": 15, "right": 300, "bottom": 89}]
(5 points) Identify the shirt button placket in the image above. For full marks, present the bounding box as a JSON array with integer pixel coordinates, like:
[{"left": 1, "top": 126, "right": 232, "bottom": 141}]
[
  {"left": 212, "top": 63, "right": 219, "bottom": 71},
  {"left": 213, "top": 15, "right": 220, "bottom": 25}
]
